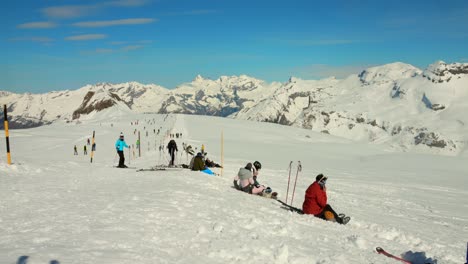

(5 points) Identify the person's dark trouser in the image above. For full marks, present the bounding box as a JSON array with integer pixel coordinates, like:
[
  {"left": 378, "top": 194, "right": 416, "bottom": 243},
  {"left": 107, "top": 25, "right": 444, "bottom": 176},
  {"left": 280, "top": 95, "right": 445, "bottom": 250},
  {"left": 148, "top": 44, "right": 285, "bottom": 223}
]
[
  {"left": 315, "top": 204, "right": 342, "bottom": 223},
  {"left": 240, "top": 184, "right": 254, "bottom": 194},
  {"left": 169, "top": 149, "right": 175, "bottom": 165},
  {"left": 118, "top": 151, "right": 125, "bottom": 167}
]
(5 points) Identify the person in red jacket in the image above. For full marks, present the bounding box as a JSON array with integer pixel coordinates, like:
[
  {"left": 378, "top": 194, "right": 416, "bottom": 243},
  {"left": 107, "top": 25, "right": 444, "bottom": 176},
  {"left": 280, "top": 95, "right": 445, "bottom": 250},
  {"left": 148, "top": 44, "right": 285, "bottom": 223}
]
[{"left": 302, "top": 174, "right": 349, "bottom": 224}]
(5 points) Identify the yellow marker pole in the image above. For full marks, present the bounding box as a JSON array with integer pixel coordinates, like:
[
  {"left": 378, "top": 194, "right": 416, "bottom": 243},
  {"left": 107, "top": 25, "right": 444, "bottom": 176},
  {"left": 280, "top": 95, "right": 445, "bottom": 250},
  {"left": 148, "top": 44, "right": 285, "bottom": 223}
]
[
  {"left": 90, "top": 130, "right": 95, "bottom": 163},
  {"left": 3, "top": 105, "right": 12, "bottom": 165},
  {"left": 221, "top": 129, "right": 224, "bottom": 177}
]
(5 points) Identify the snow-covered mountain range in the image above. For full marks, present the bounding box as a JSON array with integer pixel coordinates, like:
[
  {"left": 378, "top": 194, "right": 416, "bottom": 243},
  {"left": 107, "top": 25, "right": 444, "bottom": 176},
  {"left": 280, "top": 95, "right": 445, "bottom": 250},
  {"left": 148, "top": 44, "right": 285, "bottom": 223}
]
[{"left": 2, "top": 61, "right": 468, "bottom": 154}]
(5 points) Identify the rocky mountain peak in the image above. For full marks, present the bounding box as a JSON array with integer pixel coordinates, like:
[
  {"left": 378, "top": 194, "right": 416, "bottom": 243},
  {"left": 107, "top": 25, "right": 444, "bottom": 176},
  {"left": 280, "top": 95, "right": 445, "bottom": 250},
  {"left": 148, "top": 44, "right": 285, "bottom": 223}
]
[
  {"left": 193, "top": 74, "right": 205, "bottom": 82},
  {"left": 423, "top": 61, "right": 468, "bottom": 83},
  {"left": 72, "top": 89, "right": 129, "bottom": 120}
]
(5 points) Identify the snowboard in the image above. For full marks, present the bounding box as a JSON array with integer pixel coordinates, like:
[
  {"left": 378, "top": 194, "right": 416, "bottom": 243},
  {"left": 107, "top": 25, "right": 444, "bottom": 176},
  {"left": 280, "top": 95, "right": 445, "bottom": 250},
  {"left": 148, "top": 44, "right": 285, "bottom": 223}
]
[{"left": 376, "top": 247, "right": 412, "bottom": 264}]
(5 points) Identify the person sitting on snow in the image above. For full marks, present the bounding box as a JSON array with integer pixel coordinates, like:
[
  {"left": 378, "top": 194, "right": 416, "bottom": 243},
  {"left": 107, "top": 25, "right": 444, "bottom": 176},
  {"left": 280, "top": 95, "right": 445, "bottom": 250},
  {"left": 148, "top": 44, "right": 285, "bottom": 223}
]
[
  {"left": 302, "top": 174, "right": 350, "bottom": 224},
  {"left": 191, "top": 152, "right": 206, "bottom": 171},
  {"left": 233, "top": 161, "right": 265, "bottom": 195}
]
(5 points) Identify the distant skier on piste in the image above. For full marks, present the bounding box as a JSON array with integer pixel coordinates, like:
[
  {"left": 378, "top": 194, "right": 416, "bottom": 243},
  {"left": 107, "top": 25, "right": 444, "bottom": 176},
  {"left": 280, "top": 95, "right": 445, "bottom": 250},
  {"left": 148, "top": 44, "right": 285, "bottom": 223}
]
[
  {"left": 302, "top": 174, "right": 350, "bottom": 224},
  {"left": 167, "top": 139, "right": 178, "bottom": 166},
  {"left": 115, "top": 132, "right": 130, "bottom": 168}
]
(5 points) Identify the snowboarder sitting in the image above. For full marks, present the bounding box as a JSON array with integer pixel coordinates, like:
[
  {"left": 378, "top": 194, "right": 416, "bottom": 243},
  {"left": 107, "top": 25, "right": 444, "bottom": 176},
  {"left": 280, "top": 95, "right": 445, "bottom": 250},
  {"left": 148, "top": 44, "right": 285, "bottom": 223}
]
[
  {"left": 302, "top": 174, "right": 350, "bottom": 224},
  {"left": 233, "top": 161, "right": 265, "bottom": 195},
  {"left": 191, "top": 152, "right": 206, "bottom": 171}
]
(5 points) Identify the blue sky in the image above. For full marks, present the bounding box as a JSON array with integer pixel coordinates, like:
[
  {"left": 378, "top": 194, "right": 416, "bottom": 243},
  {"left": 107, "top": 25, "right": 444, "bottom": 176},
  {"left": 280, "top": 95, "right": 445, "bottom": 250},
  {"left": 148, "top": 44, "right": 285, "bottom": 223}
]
[{"left": 1, "top": 0, "right": 468, "bottom": 93}]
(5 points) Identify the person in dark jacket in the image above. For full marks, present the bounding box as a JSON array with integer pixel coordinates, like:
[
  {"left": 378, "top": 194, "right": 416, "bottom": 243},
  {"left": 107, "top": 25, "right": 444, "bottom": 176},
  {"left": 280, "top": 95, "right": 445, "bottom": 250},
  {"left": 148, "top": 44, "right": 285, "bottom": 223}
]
[
  {"left": 302, "top": 174, "right": 349, "bottom": 224},
  {"left": 191, "top": 152, "right": 205, "bottom": 171},
  {"left": 167, "top": 139, "right": 178, "bottom": 166}
]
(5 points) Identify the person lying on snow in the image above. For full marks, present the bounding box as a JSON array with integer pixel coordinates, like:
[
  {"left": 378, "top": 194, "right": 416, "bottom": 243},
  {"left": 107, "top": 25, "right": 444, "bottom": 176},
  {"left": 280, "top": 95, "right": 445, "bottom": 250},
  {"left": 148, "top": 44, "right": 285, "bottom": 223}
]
[
  {"left": 302, "top": 174, "right": 350, "bottom": 224},
  {"left": 233, "top": 161, "right": 267, "bottom": 195},
  {"left": 205, "top": 157, "right": 222, "bottom": 168}
]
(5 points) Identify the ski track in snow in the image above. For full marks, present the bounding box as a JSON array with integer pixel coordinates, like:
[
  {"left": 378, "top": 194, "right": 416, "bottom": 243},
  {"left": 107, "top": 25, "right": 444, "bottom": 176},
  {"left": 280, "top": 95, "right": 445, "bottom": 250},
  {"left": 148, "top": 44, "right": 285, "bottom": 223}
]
[{"left": 0, "top": 113, "right": 467, "bottom": 264}]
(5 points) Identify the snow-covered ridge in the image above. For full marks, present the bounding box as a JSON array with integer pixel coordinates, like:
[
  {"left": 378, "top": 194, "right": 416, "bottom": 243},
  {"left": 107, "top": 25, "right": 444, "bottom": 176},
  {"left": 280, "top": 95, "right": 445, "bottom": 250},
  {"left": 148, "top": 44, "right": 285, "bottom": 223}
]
[
  {"left": 1, "top": 61, "right": 468, "bottom": 155},
  {"left": 422, "top": 61, "right": 468, "bottom": 83},
  {"left": 358, "top": 62, "right": 421, "bottom": 85}
]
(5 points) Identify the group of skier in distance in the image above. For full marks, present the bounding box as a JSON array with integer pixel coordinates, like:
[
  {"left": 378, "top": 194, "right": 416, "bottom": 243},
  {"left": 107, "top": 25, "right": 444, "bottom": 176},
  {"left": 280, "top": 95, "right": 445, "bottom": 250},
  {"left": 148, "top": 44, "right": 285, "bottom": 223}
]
[{"left": 115, "top": 131, "right": 349, "bottom": 224}]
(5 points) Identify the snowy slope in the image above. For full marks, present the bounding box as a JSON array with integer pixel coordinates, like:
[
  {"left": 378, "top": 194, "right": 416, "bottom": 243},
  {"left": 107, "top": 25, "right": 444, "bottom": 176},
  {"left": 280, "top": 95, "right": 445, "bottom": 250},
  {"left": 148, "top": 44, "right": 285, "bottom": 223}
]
[{"left": 0, "top": 113, "right": 467, "bottom": 264}]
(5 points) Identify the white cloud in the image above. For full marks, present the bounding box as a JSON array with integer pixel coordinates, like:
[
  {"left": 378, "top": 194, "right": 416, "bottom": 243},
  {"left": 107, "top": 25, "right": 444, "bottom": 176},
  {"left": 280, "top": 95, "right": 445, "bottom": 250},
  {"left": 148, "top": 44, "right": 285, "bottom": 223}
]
[
  {"left": 106, "top": 0, "right": 150, "bottom": 7},
  {"left": 17, "top": 22, "right": 57, "bottom": 29},
  {"left": 110, "top": 40, "right": 152, "bottom": 45},
  {"left": 121, "top": 45, "right": 144, "bottom": 51},
  {"left": 65, "top": 34, "right": 107, "bottom": 41},
  {"left": 73, "top": 18, "right": 156, "bottom": 27},
  {"left": 165, "top": 10, "right": 217, "bottom": 16},
  {"left": 41, "top": 5, "right": 99, "bottom": 19},
  {"left": 110, "top": 41, "right": 128, "bottom": 45},
  {"left": 8, "top": 37, "right": 54, "bottom": 43},
  {"left": 41, "top": 1, "right": 151, "bottom": 19}
]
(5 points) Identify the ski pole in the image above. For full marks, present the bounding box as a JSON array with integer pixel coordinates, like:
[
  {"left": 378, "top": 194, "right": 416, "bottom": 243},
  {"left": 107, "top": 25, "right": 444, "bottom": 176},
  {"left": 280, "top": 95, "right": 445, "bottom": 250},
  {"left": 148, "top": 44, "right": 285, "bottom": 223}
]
[
  {"left": 285, "top": 161, "right": 293, "bottom": 204},
  {"left": 290, "top": 161, "right": 302, "bottom": 206},
  {"left": 128, "top": 146, "right": 131, "bottom": 165},
  {"left": 465, "top": 241, "right": 468, "bottom": 264}
]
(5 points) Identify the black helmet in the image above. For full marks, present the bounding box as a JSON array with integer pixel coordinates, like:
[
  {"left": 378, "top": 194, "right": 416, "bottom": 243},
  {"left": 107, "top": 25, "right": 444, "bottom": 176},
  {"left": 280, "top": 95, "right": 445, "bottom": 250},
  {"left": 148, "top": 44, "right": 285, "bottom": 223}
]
[
  {"left": 253, "top": 161, "right": 262, "bottom": 170},
  {"left": 316, "top": 174, "right": 328, "bottom": 182}
]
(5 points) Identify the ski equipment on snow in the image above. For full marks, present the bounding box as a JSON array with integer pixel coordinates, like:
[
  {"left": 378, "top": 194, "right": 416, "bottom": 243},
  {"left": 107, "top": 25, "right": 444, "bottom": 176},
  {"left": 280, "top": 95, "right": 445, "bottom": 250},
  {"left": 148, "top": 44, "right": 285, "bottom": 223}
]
[
  {"left": 340, "top": 215, "right": 351, "bottom": 225},
  {"left": 290, "top": 161, "right": 302, "bottom": 206},
  {"left": 114, "top": 166, "right": 137, "bottom": 169},
  {"left": 277, "top": 199, "right": 304, "bottom": 214},
  {"left": 376, "top": 247, "right": 412, "bottom": 264},
  {"left": 285, "top": 161, "right": 293, "bottom": 204}
]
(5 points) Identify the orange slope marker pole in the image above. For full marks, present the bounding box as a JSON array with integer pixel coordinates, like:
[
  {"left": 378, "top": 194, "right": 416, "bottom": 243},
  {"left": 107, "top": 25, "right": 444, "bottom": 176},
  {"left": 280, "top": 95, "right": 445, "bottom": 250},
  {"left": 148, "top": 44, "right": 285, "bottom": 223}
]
[
  {"left": 3, "top": 105, "right": 12, "bottom": 165},
  {"left": 90, "top": 130, "right": 95, "bottom": 163}
]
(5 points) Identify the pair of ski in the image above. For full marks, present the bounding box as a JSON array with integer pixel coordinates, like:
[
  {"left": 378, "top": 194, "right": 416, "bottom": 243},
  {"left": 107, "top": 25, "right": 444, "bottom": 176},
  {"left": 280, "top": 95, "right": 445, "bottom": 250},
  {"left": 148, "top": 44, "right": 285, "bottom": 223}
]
[
  {"left": 284, "top": 161, "right": 302, "bottom": 206},
  {"left": 136, "top": 165, "right": 185, "bottom": 172},
  {"left": 277, "top": 161, "right": 305, "bottom": 214}
]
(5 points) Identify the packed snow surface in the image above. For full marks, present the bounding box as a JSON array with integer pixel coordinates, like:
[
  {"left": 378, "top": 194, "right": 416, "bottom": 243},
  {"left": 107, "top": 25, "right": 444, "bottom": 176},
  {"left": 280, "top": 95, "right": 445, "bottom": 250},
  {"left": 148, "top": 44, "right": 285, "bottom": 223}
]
[{"left": 0, "top": 113, "right": 467, "bottom": 264}]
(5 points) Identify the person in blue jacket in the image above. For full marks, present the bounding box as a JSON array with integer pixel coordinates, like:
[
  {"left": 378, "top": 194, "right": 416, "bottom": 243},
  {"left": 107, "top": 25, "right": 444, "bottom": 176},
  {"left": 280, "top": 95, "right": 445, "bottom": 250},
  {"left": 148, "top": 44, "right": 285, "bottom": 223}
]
[{"left": 115, "top": 132, "right": 130, "bottom": 168}]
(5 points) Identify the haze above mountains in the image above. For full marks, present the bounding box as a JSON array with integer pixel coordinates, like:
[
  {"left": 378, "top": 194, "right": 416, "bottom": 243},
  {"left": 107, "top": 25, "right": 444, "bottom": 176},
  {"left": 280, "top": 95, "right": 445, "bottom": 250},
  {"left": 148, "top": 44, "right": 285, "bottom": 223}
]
[{"left": 2, "top": 61, "right": 468, "bottom": 155}]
